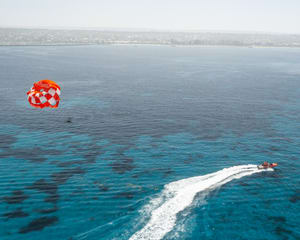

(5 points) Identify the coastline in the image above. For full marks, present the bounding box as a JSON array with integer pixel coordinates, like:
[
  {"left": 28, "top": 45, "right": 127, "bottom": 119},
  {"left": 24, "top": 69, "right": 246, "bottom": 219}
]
[{"left": 1, "top": 43, "right": 300, "bottom": 48}]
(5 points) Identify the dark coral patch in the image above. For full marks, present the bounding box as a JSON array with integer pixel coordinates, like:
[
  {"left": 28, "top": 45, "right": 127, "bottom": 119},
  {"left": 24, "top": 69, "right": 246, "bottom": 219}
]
[
  {"left": 44, "top": 194, "right": 60, "bottom": 204},
  {"left": 84, "top": 149, "right": 101, "bottom": 163},
  {"left": 51, "top": 167, "right": 85, "bottom": 184},
  {"left": 0, "top": 134, "right": 16, "bottom": 149},
  {"left": 110, "top": 157, "right": 135, "bottom": 174},
  {"left": 274, "top": 226, "right": 292, "bottom": 236},
  {"left": 19, "top": 216, "right": 58, "bottom": 234},
  {"left": 3, "top": 190, "right": 29, "bottom": 204},
  {"left": 3, "top": 208, "right": 29, "bottom": 220},
  {"left": 55, "top": 148, "right": 100, "bottom": 167},
  {"left": 150, "top": 153, "right": 164, "bottom": 158},
  {"left": 131, "top": 167, "right": 171, "bottom": 178},
  {"left": 239, "top": 181, "right": 249, "bottom": 187},
  {"left": 201, "top": 134, "right": 221, "bottom": 141},
  {"left": 269, "top": 146, "right": 281, "bottom": 152},
  {"left": 28, "top": 179, "right": 59, "bottom": 203},
  {"left": 289, "top": 193, "right": 300, "bottom": 203},
  {"left": 37, "top": 148, "right": 62, "bottom": 156},
  {"left": 163, "top": 168, "right": 174, "bottom": 177},
  {"left": 114, "top": 192, "right": 135, "bottom": 199},
  {"left": 0, "top": 150, "right": 46, "bottom": 162},
  {"left": 268, "top": 216, "right": 286, "bottom": 223},
  {"left": 271, "top": 137, "right": 293, "bottom": 143},
  {"left": 35, "top": 207, "right": 58, "bottom": 214},
  {"left": 0, "top": 147, "right": 62, "bottom": 162},
  {"left": 99, "top": 184, "right": 109, "bottom": 192},
  {"left": 92, "top": 181, "right": 109, "bottom": 192},
  {"left": 184, "top": 156, "right": 194, "bottom": 164},
  {"left": 57, "top": 160, "right": 85, "bottom": 168},
  {"left": 28, "top": 179, "right": 57, "bottom": 195}
]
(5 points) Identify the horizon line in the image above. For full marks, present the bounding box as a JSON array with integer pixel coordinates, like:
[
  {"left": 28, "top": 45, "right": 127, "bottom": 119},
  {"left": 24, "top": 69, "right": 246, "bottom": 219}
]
[{"left": 1, "top": 25, "right": 300, "bottom": 35}]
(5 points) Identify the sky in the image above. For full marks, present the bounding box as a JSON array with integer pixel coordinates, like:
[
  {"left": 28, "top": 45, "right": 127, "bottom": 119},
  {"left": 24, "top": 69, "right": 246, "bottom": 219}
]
[{"left": 1, "top": 0, "right": 300, "bottom": 34}]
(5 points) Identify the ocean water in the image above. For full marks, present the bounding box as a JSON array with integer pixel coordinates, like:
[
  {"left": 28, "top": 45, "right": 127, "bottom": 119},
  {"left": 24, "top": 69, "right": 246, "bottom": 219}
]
[{"left": 0, "top": 45, "right": 299, "bottom": 240}]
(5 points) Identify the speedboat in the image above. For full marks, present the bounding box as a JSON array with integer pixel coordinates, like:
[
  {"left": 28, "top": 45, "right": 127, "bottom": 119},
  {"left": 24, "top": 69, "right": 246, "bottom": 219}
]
[{"left": 258, "top": 162, "right": 278, "bottom": 169}]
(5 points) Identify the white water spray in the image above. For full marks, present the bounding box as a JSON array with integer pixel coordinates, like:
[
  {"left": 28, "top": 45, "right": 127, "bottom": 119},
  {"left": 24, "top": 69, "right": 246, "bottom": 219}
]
[{"left": 130, "top": 164, "right": 272, "bottom": 240}]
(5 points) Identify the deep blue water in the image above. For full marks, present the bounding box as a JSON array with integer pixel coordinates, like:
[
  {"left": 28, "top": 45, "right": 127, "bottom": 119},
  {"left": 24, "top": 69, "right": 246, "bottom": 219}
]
[{"left": 0, "top": 45, "right": 299, "bottom": 240}]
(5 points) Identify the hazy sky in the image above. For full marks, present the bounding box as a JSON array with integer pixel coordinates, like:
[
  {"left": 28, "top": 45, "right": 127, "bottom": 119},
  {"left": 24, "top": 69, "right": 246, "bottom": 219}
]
[{"left": 1, "top": 0, "right": 300, "bottom": 33}]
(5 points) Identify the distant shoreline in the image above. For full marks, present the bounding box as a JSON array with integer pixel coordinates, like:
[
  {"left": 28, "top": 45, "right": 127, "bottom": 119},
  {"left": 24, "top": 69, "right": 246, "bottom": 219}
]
[
  {"left": 2, "top": 28, "right": 300, "bottom": 48},
  {"left": 0, "top": 43, "right": 300, "bottom": 48}
]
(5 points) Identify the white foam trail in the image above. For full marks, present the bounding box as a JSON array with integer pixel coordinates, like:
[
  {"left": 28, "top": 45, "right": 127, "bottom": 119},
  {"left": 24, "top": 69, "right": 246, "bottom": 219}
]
[{"left": 130, "top": 165, "right": 272, "bottom": 240}]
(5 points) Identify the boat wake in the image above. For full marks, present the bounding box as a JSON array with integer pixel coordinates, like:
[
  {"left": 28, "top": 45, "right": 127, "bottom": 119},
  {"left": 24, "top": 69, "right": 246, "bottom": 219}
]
[{"left": 130, "top": 164, "right": 272, "bottom": 240}]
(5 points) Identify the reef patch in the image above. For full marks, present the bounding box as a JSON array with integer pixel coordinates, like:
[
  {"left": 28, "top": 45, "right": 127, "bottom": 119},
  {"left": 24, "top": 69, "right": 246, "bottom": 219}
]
[
  {"left": 19, "top": 216, "right": 58, "bottom": 234},
  {"left": 3, "top": 190, "right": 29, "bottom": 204},
  {"left": 3, "top": 208, "right": 29, "bottom": 220},
  {"left": 51, "top": 167, "right": 85, "bottom": 184}
]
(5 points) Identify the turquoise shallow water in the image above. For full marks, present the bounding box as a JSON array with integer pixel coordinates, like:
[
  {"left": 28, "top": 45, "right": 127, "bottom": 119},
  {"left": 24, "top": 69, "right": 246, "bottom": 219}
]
[{"left": 0, "top": 45, "right": 299, "bottom": 240}]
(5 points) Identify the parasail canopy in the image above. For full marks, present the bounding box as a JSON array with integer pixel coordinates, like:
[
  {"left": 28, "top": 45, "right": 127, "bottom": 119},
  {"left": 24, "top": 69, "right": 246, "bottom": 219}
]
[{"left": 27, "top": 80, "right": 61, "bottom": 108}]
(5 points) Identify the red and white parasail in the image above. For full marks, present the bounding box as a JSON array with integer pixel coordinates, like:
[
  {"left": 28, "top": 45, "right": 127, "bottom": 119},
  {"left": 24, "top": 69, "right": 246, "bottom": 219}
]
[{"left": 27, "top": 80, "right": 61, "bottom": 108}]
